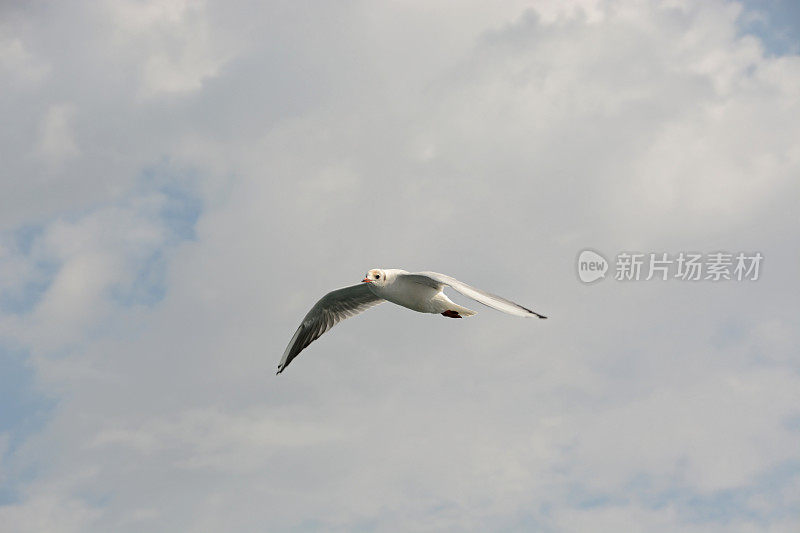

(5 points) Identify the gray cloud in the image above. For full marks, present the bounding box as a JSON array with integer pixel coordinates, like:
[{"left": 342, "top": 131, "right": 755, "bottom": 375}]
[{"left": 0, "top": 0, "right": 798, "bottom": 531}]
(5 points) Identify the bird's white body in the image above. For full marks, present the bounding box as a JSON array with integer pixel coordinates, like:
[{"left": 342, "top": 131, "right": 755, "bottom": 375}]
[
  {"left": 366, "top": 269, "right": 474, "bottom": 315},
  {"left": 276, "top": 267, "right": 546, "bottom": 374}
]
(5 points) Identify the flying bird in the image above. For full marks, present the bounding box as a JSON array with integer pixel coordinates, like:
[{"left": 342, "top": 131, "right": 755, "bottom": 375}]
[{"left": 277, "top": 269, "right": 547, "bottom": 374}]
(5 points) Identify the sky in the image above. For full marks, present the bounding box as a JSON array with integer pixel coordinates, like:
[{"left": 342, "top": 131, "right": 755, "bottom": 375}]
[{"left": 0, "top": 0, "right": 798, "bottom": 531}]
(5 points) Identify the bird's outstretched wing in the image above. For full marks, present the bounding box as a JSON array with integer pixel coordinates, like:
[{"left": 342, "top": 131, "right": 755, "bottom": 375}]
[
  {"left": 401, "top": 271, "right": 547, "bottom": 319},
  {"left": 277, "top": 284, "right": 384, "bottom": 374}
]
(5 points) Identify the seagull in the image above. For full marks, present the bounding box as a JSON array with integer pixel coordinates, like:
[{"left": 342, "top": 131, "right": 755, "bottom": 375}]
[{"left": 277, "top": 269, "right": 546, "bottom": 374}]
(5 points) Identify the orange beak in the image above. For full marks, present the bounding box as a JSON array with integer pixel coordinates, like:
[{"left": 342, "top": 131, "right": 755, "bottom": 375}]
[{"left": 362, "top": 278, "right": 372, "bottom": 283}]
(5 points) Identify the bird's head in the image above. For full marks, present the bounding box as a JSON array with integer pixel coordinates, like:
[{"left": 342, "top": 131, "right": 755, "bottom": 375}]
[{"left": 362, "top": 268, "right": 387, "bottom": 286}]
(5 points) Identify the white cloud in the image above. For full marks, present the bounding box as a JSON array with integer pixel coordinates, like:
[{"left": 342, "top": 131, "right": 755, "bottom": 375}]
[
  {"left": 104, "top": 0, "right": 237, "bottom": 96},
  {"left": 0, "top": 495, "right": 99, "bottom": 533},
  {"left": 0, "top": 38, "right": 49, "bottom": 84},
  {"left": 38, "top": 104, "right": 79, "bottom": 162},
  {"left": 0, "top": 0, "right": 798, "bottom": 531}
]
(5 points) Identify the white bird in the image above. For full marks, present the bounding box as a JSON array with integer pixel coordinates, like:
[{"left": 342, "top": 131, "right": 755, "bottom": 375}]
[{"left": 277, "top": 269, "right": 546, "bottom": 374}]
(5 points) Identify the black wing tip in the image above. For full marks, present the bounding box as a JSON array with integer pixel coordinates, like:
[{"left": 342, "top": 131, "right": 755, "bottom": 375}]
[{"left": 521, "top": 306, "right": 547, "bottom": 319}]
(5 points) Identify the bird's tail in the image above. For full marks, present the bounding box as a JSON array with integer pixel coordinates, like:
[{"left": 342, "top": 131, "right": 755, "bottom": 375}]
[{"left": 445, "top": 302, "right": 477, "bottom": 317}]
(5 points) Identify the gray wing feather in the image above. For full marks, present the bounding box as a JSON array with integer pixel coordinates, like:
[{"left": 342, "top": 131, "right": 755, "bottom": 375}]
[
  {"left": 403, "top": 271, "right": 547, "bottom": 319},
  {"left": 277, "top": 283, "right": 384, "bottom": 374}
]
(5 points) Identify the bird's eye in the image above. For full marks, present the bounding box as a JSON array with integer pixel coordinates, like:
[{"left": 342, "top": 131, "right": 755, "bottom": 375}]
[{"left": 374, "top": 274, "right": 379, "bottom": 279}]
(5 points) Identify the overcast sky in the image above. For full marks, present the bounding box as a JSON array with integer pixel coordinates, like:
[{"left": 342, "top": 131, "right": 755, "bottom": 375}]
[{"left": 1, "top": 1, "right": 798, "bottom": 531}]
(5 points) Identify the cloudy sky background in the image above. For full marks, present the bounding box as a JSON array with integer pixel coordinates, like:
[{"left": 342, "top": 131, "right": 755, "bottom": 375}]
[{"left": 0, "top": 0, "right": 798, "bottom": 531}]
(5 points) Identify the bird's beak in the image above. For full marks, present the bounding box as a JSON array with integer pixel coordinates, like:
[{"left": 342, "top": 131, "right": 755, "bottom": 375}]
[{"left": 362, "top": 278, "right": 371, "bottom": 283}]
